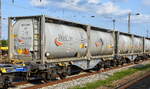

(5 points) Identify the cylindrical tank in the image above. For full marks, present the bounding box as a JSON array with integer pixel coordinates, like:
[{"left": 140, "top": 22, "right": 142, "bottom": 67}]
[
  {"left": 45, "top": 23, "right": 114, "bottom": 58},
  {"left": 90, "top": 30, "right": 114, "bottom": 56},
  {"left": 133, "top": 37, "right": 143, "bottom": 53},
  {"left": 45, "top": 23, "right": 88, "bottom": 58},
  {"left": 12, "top": 19, "right": 115, "bottom": 59},
  {"left": 145, "top": 39, "right": 150, "bottom": 52},
  {"left": 118, "top": 35, "right": 132, "bottom": 54}
]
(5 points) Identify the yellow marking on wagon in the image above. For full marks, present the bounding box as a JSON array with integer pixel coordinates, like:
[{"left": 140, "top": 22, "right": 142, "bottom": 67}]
[
  {"left": 17, "top": 49, "right": 23, "bottom": 54},
  {"left": 0, "top": 47, "right": 8, "bottom": 50},
  {"left": 80, "top": 44, "right": 85, "bottom": 48},
  {"left": 12, "top": 34, "right": 17, "bottom": 38},
  {"left": 0, "top": 68, "right": 7, "bottom": 73},
  {"left": 108, "top": 45, "right": 113, "bottom": 48}
]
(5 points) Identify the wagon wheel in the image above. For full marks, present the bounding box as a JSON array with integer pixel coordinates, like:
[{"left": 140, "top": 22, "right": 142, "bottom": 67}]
[
  {"left": 3, "top": 76, "right": 10, "bottom": 89},
  {"left": 97, "top": 61, "right": 105, "bottom": 70},
  {"left": 110, "top": 60, "right": 115, "bottom": 67},
  {"left": 104, "top": 61, "right": 111, "bottom": 69},
  {"left": 24, "top": 72, "right": 30, "bottom": 81},
  {"left": 58, "top": 72, "right": 68, "bottom": 79}
]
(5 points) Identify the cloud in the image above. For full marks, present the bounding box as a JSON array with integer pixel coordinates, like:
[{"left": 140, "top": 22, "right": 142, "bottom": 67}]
[
  {"left": 64, "top": 0, "right": 81, "bottom": 6},
  {"left": 60, "top": 0, "right": 87, "bottom": 11},
  {"left": 143, "top": 0, "right": 150, "bottom": 6},
  {"left": 30, "top": 0, "right": 131, "bottom": 16},
  {"left": 96, "top": 2, "right": 131, "bottom": 15},
  {"left": 87, "top": 0, "right": 100, "bottom": 4},
  {"left": 30, "top": 0, "right": 49, "bottom": 7},
  {"left": 111, "top": 0, "right": 128, "bottom": 2},
  {"left": 131, "top": 14, "right": 150, "bottom": 23},
  {"left": 96, "top": 2, "right": 118, "bottom": 15}
]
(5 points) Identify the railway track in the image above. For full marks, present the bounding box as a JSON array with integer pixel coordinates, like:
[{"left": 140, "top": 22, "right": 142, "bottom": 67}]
[
  {"left": 116, "top": 69, "right": 150, "bottom": 89},
  {"left": 8, "top": 60, "right": 149, "bottom": 89},
  {"left": 13, "top": 81, "right": 29, "bottom": 86}
]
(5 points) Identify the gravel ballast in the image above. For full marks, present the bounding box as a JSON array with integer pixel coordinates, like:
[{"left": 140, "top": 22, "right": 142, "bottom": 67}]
[{"left": 41, "top": 61, "right": 150, "bottom": 89}]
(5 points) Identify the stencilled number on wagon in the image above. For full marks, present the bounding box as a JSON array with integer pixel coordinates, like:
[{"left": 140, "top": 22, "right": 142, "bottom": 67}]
[
  {"left": 20, "top": 23, "right": 32, "bottom": 37},
  {"left": 21, "top": 23, "right": 30, "bottom": 27}
]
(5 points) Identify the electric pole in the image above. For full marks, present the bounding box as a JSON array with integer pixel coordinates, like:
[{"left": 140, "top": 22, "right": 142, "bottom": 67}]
[
  {"left": 128, "top": 12, "right": 140, "bottom": 33},
  {"left": 113, "top": 19, "right": 116, "bottom": 31},
  {"left": 128, "top": 13, "right": 131, "bottom": 33},
  {"left": 147, "top": 30, "right": 149, "bottom": 38}
]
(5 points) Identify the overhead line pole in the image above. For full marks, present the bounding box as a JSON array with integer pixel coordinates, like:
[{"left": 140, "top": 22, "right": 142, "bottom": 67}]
[
  {"left": 147, "top": 30, "right": 149, "bottom": 38},
  {"left": 113, "top": 19, "right": 116, "bottom": 31},
  {"left": 128, "top": 13, "right": 131, "bottom": 33},
  {"left": 128, "top": 12, "right": 140, "bottom": 34}
]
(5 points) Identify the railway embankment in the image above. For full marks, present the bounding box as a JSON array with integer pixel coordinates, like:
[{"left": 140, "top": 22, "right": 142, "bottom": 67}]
[
  {"left": 8, "top": 60, "right": 150, "bottom": 89},
  {"left": 38, "top": 60, "right": 150, "bottom": 89},
  {"left": 97, "top": 63, "right": 150, "bottom": 89},
  {"left": 68, "top": 60, "right": 150, "bottom": 89},
  {"left": 70, "top": 61, "right": 150, "bottom": 89}
]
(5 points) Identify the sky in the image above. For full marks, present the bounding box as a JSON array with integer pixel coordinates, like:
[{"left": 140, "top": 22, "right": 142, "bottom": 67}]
[{"left": 2, "top": 0, "right": 150, "bottom": 39}]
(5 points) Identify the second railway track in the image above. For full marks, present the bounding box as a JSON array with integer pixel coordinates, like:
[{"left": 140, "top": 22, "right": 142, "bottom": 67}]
[{"left": 116, "top": 69, "right": 150, "bottom": 89}]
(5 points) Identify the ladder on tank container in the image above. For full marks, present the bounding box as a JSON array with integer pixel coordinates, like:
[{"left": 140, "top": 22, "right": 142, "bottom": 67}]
[{"left": 32, "top": 19, "right": 40, "bottom": 60}]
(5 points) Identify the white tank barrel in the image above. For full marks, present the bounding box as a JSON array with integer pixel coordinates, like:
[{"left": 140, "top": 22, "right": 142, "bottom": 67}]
[{"left": 10, "top": 16, "right": 150, "bottom": 61}]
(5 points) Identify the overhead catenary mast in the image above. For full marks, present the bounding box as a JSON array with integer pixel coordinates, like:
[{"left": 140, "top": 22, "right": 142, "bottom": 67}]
[{"left": 147, "top": 29, "right": 149, "bottom": 38}]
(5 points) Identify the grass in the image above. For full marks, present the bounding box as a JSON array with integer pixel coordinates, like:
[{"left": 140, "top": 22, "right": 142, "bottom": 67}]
[{"left": 69, "top": 64, "right": 150, "bottom": 89}]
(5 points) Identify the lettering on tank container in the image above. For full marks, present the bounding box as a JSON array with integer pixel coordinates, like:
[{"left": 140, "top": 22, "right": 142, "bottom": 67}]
[
  {"left": 13, "top": 19, "right": 34, "bottom": 56},
  {"left": 54, "top": 33, "right": 73, "bottom": 46}
]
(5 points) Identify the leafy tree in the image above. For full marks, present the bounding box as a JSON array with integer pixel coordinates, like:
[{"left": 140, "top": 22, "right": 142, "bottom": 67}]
[{"left": 1, "top": 40, "right": 8, "bottom": 47}]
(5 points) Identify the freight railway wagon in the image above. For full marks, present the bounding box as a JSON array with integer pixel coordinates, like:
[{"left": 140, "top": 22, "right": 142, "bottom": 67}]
[{"left": 0, "top": 15, "right": 150, "bottom": 88}]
